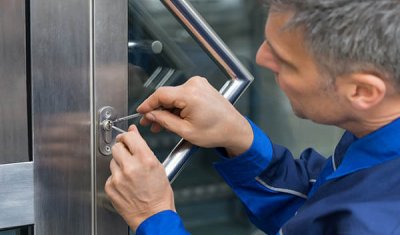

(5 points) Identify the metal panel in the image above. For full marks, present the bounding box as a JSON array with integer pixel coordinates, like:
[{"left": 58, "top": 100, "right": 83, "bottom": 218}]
[
  {"left": 0, "top": 163, "right": 33, "bottom": 229},
  {"left": 0, "top": 0, "right": 29, "bottom": 164},
  {"left": 31, "top": 0, "right": 93, "bottom": 234},
  {"left": 94, "top": 0, "right": 129, "bottom": 233}
]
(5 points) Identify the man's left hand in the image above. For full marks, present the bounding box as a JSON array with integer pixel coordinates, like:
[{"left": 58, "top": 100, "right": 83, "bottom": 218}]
[{"left": 105, "top": 125, "right": 175, "bottom": 231}]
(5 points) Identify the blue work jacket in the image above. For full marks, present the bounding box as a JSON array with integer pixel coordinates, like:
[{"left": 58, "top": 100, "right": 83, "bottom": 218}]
[{"left": 136, "top": 118, "right": 400, "bottom": 235}]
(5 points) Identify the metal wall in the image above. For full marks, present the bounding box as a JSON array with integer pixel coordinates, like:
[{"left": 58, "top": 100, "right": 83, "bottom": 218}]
[
  {"left": 0, "top": 162, "right": 33, "bottom": 229},
  {"left": 0, "top": 0, "right": 29, "bottom": 164}
]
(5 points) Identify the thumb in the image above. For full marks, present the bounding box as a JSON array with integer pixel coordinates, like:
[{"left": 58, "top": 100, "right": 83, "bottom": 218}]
[{"left": 147, "top": 110, "right": 189, "bottom": 137}]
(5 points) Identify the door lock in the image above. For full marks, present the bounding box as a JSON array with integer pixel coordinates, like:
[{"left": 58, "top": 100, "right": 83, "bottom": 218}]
[{"left": 98, "top": 106, "right": 116, "bottom": 156}]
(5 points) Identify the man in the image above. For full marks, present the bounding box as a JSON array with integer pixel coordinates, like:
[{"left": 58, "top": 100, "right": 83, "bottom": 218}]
[{"left": 105, "top": 0, "right": 400, "bottom": 234}]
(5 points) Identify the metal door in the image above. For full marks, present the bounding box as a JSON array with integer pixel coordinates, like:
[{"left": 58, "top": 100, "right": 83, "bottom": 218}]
[
  {"left": 0, "top": 0, "right": 343, "bottom": 234},
  {"left": 0, "top": 0, "right": 253, "bottom": 234}
]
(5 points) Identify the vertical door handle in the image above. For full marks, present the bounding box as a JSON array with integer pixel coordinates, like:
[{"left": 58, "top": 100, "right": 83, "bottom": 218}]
[{"left": 161, "top": 0, "right": 254, "bottom": 182}]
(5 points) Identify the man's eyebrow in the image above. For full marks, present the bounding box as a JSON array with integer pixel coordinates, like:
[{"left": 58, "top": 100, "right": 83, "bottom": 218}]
[{"left": 265, "top": 37, "right": 295, "bottom": 68}]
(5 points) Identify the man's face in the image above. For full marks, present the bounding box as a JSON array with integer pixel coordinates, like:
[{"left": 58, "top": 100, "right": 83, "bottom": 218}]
[{"left": 256, "top": 10, "right": 346, "bottom": 125}]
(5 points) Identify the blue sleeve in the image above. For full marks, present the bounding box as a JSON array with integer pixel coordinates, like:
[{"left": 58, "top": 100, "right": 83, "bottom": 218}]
[
  {"left": 214, "top": 119, "right": 327, "bottom": 235},
  {"left": 136, "top": 210, "right": 190, "bottom": 235}
]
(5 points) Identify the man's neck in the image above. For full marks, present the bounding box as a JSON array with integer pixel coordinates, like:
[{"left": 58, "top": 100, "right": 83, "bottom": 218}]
[{"left": 344, "top": 98, "right": 400, "bottom": 137}]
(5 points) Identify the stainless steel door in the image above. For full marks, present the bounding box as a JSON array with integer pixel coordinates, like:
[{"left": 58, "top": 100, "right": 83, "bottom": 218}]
[
  {"left": 0, "top": 0, "right": 278, "bottom": 235},
  {"left": 0, "top": 0, "right": 252, "bottom": 233},
  {"left": 31, "top": 0, "right": 128, "bottom": 233},
  {"left": 1, "top": 0, "right": 341, "bottom": 234},
  {"left": 28, "top": 0, "right": 252, "bottom": 234}
]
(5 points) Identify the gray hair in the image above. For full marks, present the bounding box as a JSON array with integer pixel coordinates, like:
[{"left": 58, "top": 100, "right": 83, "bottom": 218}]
[{"left": 267, "top": 0, "right": 400, "bottom": 90}]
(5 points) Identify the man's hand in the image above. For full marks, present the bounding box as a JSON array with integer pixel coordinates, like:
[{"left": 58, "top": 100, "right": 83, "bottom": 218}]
[
  {"left": 105, "top": 125, "right": 175, "bottom": 230},
  {"left": 137, "top": 76, "right": 253, "bottom": 157}
]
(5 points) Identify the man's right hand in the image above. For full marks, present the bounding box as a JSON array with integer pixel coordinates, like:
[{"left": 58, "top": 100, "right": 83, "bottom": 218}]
[{"left": 137, "top": 76, "right": 253, "bottom": 157}]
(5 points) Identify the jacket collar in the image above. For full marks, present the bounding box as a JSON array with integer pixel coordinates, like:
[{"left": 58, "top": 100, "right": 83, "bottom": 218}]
[{"left": 327, "top": 118, "right": 400, "bottom": 180}]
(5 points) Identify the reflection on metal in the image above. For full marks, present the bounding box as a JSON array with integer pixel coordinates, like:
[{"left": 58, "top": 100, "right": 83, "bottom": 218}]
[
  {"left": 160, "top": 0, "right": 254, "bottom": 182},
  {"left": 0, "top": 162, "right": 33, "bottom": 229},
  {"left": 98, "top": 106, "right": 116, "bottom": 156},
  {"left": 0, "top": 0, "right": 29, "bottom": 164},
  {"left": 156, "top": 68, "right": 176, "bottom": 88},
  {"left": 98, "top": 192, "right": 117, "bottom": 214},
  {"left": 144, "top": 67, "right": 163, "bottom": 87},
  {"left": 128, "top": 40, "right": 164, "bottom": 54}
]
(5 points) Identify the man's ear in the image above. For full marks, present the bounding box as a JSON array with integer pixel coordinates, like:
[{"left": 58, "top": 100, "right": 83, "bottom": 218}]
[{"left": 338, "top": 73, "right": 387, "bottom": 110}]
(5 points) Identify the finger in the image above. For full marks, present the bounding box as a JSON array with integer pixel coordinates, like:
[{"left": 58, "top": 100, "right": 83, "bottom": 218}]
[
  {"left": 109, "top": 159, "right": 120, "bottom": 174},
  {"left": 115, "top": 125, "right": 138, "bottom": 143},
  {"left": 118, "top": 130, "right": 151, "bottom": 157},
  {"left": 111, "top": 142, "right": 132, "bottom": 168},
  {"left": 150, "top": 122, "right": 163, "bottom": 133},
  {"left": 137, "top": 86, "right": 186, "bottom": 113},
  {"left": 104, "top": 176, "right": 123, "bottom": 204},
  {"left": 139, "top": 116, "right": 151, "bottom": 126},
  {"left": 145, "top": 109, "right": 189, "bottom": 137},
  {"left": 104, "top": 176, "right": 115, "bottom": 197},
  {"left": 114, "top": 125, "right": 139, "bottom": 143},
  {"left": 128, "top": 124, "right": 139, "bottom": 132}
]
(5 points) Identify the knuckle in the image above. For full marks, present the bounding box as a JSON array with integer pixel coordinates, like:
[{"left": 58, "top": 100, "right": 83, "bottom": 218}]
[
  {"left": 156, "top": 86, "right": 167, "bottom": 93},
  {"left": 122, "top": 164, "right": 136, "bottom": 177},
  {"left": 186, "top": 85, "right": 198, "bottom": 95},
  {"left": 156, "top": 86, "right": 169, "bottom": 98},
  {"left": 120, "top": 132, "right": 136, "bottom": 145},
  {"left": 190, "top": 76, "right": 206, "bottom": 84},
  {"left": 112, "top": 173, "right": 123, "bottom": 186},
  {"left": 105, "top": 178, "right": 115, "bottom": 194},
  {"left": 128, "top": 124, "right": 138, "bottom": 132},
  {"left": 141, "top": 154, "right": 159, "bottom": 169}
]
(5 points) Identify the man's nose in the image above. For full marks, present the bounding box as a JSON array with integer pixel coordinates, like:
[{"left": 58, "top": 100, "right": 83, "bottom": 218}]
[{"left": 256, "top": 42, "right": 280, "bottom": 74}]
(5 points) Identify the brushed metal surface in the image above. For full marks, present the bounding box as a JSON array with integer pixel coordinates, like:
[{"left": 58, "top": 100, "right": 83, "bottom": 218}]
[
  {"left": 160, "top": 0, "right": 254, "bottom": 182},
  {"left": 31, "top": 0, "right": 93, "bottom": 234},
  {"left": 0, "top": 0, "right": 29, "bottom": 164},
  {"left": 94, "top": 0, "right": 129, "bottom": 233},
  {"left": 0, "top": 162, "right": 33, "bottom": 229}
]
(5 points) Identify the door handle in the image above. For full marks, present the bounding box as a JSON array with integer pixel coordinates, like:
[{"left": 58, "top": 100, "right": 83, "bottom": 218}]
[{"left": 160, "top": 0, "right": 254, "bottom": 182}]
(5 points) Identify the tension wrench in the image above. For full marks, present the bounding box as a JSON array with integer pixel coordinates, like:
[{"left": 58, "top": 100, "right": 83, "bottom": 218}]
[{"left": 111, "top": 125, "right": 126, "bottom": 134}]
